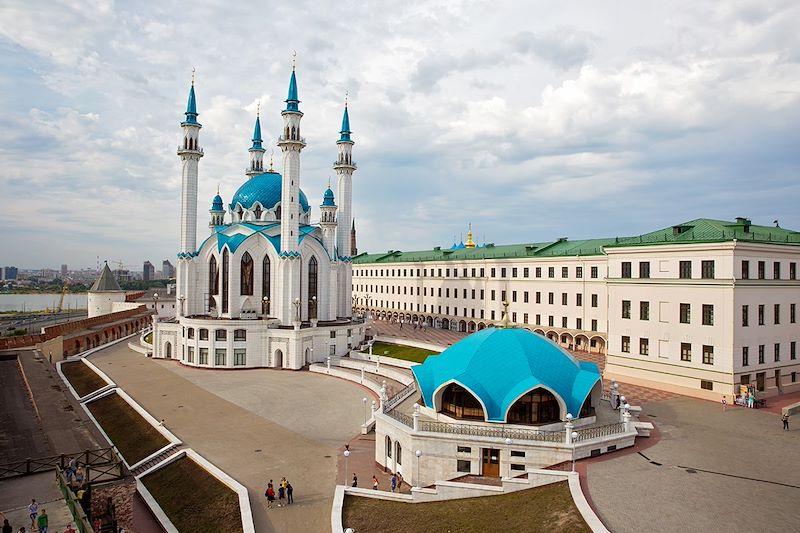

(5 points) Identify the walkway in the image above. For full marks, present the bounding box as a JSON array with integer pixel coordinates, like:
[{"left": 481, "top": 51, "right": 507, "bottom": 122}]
[
  {"left": 88, "top": 343, "right": 371, "bottom": 533},
  {"left": 0, "top": 472, "right": 75, "bottom": 533},
  {"left": 0, "top": 354, "right": 50, "bottom": 462}
]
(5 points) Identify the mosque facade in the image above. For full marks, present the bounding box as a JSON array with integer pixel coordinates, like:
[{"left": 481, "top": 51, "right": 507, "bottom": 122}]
[{"left": 152, "top": 65, "right": 367, "bottom": 369}]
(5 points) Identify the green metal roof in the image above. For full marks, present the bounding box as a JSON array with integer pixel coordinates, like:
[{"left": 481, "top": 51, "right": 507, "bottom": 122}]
[{"left": 353, "top": 218, "right": 800, "bottom": 264}]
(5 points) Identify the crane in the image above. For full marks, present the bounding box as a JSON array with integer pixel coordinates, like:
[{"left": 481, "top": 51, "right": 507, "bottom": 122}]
[{"left": 55, "top": 279, "right": 70, "bottom": 313}]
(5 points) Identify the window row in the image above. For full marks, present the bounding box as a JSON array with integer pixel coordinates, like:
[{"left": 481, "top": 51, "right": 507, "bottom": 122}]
[
  {"left": 354, "top": 265, "right": 601, "bottom": 279},
  {"left": 741, "top": 303, "right": 796, "bottom": 326},
  {"left": 184, "top": 327, "right": 248, "bottom": 341},
  {"left": 621, "top": 337, "right": 715, "bottom": 364},
  {"left": 741, "top": 260, "right": 797, "bottom": 280},
  {"left": 622, "top": 301, "right": 715, "bottom": 325},
  {"left": 184, "top": 346, "right": 247, "bottom": 366},
  {"left": 354, "top": 287, "right": 600, "bottom": 307},
  {"left": 741, "top": 342, "right": 797, "bottom": 366}
]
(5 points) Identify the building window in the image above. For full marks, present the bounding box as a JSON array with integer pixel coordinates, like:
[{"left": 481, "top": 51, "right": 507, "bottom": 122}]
[
  {"left": 501, "top": 268, "right": 507, "bottom": 278},
  {"left": 702, "top": 304, "right": 714, "bottom": 326},
  {"left": 701, "top": 260, "right": 715, "bottom": 279},
  {"left": 187, "top": 346, "right": 194, "bottom": 363},
  {"left": 491, "top": 290, "right": 496, "bottom": 301},
  {"left": 506, "top": 387, "right": 561, "bottom": 424},
  {"left": 457, "top": 446, "right": 471, "bottom": 453},
  {"left": 742, "top": 305, "right": 749, "bottom": 327},
  {"left": 621, "top": 262, "right": 632, "bottom": 278},
  {"left": 774, "top": 343, "right": 780, "bottom": 362},
  {"left": 523, "top": 313, "right": 529, "bottom": 324},
  {"left": 576, "top": 294, "right": 583, "bottom": 306},
  {"left": 457, "top": 460, "right": 471, "bottom": 473},
  {"left": 622, "top": 300, "right": 631, "bottom": 319},
  {"left": 774, "top": 304, "right": 780, "bottom": 324},
  {"left": 702, "top": 345, "right": 714, "bottom": 365},
  {"left": 536, "top": 292, "right": 541, "bottom": 304},
  {"left": 234, "top": 329, "right": 246, "bottom": 341},
  {"left": 535, "top": 314, "right": 541, "bottom": 325},
  {"left": 679, "top": 261, "right": 692, "bottom": 279},
  {"left": 215, "top": 348, "right": 226, "bottom": 366},
  {"left": 523, "top": 291, "right": 529, "bottom": 303},
  {"left": 591, "top": 266, "right": 598, "bottom": 279},
  {"left": 790, "top": 262, "right": 797, "bottom": 280},
  {"left": 221, "top": 248, "right": 229, "bottom": 313},
  {"left": 548, "top": 267, "right": 554, "bottom": 278},
  {"left": 491, "top": 268, "right": 496, "bottom": 277},
  {"left": 639, "top": 262, "right": 650, "bottom": 278},
  {"left": 561, "top": 317, "right": 568, "bottom": 328},
  {"left": 234, "top": 349, "right": 246, "bottom": 366},
  {"left": 700, "top": 380, "right": 713, "bottom": 391},
  {"left": 199, "top": 328, "right": 208, "bottom": 340},
  {"left": 215, "top": 329, "right": 227, "bottom": 341},
  {"left": 640, "top": 301, "right": 650, "bottom": 321},
  {"left": 741, "top": 260, "right": 749, "bottom": 279},
  {"left": 576, "top": 318, "right": 582, "bottom": 330},
  {"left": 511, "top": 464, "right": 526, "bottom": 471},
  {"left": 548, "top": 292, "right": 554, "bottom": 305},
  {"left": 440, "top": 383, "right": 485, "bottom": 420},
  {"left": 208, "top": 256, "right": 219, "bottom": 311},
  {"left": 240, "top": 251, "right": 254, "bottom": 295},
  {"left": 591, "top": 319, "right": 597, "bottom": 331},
  {"left": 591, "top": 294, "right": 598, "bottom": 308},
  {"left": 187, "top": 328, "right": 195, "bottom": 339},
  {"left": 561, "top": 293, "right": 568, "bottom": 305},
  {"left": 510, "top": 450, "right": 525, "bottom": 458},
  {"left": 622, "top": 336, "right": 630, "bottom": 353},
  {"left": 512, "top": 267, "right": 518, "bottom": 278},
  {"left": 758, "top": 304, "right": 765, "bottom": 325},
  {"left": 681, "top": 343, "right": 691, "bottom": 362},
  {"left": 774, "top": 261, "right": 781, "bottom": 279},
  {"left": 535, "top": 267, "right": 541, "bottom": 278},
  {"left": 680, "top": 303, "right": 691, "bottom": 324},
  {"left": 524, "top": 267, "right": 529, "bottom": 278},
  {"left": 548, "top": 316, "right": 554, "bottom": 327},
  {"left": 330, "top": 345, "right": 336, "bottom": 356},
  {"left": 791, "top": 303, "right": 796, "bottom": 324},
  {"left": 561, "top": 266, "right": 568, "bottom": 278},
  {"left": 742, "top": 346, "right": 749, "bottom": 367},
  {"left": 639, "top": 338, "right": 649, "bottom": 356},
  {"left": 758, "top": 261, "right": 765, "bottom": 279},
  {"left": 199, "top": 348, "right": 208, "bottom": 365},
  {"left": 576, "top": 266, "right": 583, "bottom": 278},
  {"left": 758, "top": 344, "right": 765, "bottom": 364},
  {"left": 791, "top": 341, "right": 796, "bottom": 360}
]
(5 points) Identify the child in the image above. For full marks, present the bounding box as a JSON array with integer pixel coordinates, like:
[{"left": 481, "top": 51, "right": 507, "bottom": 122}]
[
  {"left": 265, "top": 483, "right": 275, "bottom": 509},
  {"left": 372, "top": 475, "right": 379, "bottom": 490},
  {"left": 27, "top": 500, "right": 38, "bottom": 530}
]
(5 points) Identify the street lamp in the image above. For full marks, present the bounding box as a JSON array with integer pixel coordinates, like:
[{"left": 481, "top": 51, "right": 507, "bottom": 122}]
[
  {"left": 311, "top": 295, "right": 317, "bottom": 319},
  {"left": 571, "top": 431, "right": 578, "bottom": 472},
  {"left": 262, "top": 296, "right": 270, "bottom": 316},
  {"left": 343, "top": 449, "right": 351, "bottom": 486},
  {"left": 415, "top": 449, "right": 422, "bottom": 488},
  {"left": 293, "top": 298, "right": 301, "bottom": 321},
  {"left": 504, "top": 437, "right": 512, "bottom": 477},
  {"left": 178, "top": 295, "right": 186, "bottom": 317},
  {"left": 362, "top": 397, "right": 368, "bottom": 425},
  {"left": 152, "top": 292, "right": 159, "bottom": 322}
]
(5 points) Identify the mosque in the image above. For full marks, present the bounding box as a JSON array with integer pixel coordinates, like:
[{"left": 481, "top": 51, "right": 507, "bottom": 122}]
[{"left": 152, "top": 63, "right": 367, "bottom": 368}]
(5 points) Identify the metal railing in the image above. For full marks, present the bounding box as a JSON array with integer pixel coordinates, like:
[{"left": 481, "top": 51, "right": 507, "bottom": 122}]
[
  {"left": 0, "top": 447, "right": 122, "bottom": 480},
  {"left": 417, "top": 420, "right": 564, "bottom": 443},
  {"left": 573, "top": 422, "right": 626, "bottom": 443},
  {"left": 384, "top": 381, "right": 417, "bottom": 412},
  {"left": 385, "top": 408, "right": 414, "bottom": 428}
]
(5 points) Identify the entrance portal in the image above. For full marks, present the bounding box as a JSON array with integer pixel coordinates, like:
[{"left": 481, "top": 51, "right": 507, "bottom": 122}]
[{"left": 482, "top": 448, "right": 500, "bottom": 477}]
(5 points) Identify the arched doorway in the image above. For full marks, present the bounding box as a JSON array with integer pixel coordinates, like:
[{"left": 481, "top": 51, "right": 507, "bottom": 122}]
[
  {"left": 304, "top": 347, "right": 311, "bottom": 366},
  {"left": 274, "top": 349, "right": 283, "bottom": 368},
  {"left": 477, "top": 322, "right": 486, "bottom": 330},
  {"left": 506, "top": 387, "right": 561, "bottom": 425},
  {"left": 458, "top": 320, "right": 466, "bottom": 332},
  {"left": 165, "top": 342, "right": 172, "bottom": 359},
  {"left": 438, "top": 383, "right": 485, "bottom": 420},
  {"left": 441, "top": 318, "right": 450, "bottom": 330}
]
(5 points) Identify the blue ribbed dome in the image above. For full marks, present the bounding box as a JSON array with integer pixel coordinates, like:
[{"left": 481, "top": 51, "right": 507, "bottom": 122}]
[
  {"left": 229, "top": 172, "right": 310, "bottom": 213},
  {"left": 321, "top": 187, "right": 336, "bottom": 207},
  {"left": 412, "top": 328, "right": 601, "bottom": 422},
  {"left": 211, "top": 194, "right": 224, "bottom": 211}
]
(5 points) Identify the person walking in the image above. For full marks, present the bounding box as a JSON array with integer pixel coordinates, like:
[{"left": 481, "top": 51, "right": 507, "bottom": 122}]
[
  {"left": 782, "top": 412, "right": 790, "bottom": 431},
  {"left": 36, "top": 510, "right": 47, "bottom": 533},
  {"left": 64, "top": 524, "right": 77, "bottom": 533},
  {"left": 722, "top": 396, "right": 727, "bottom": 412},
  {"left": 390, "top": 473, "right": 397, "bottom": 493},
  {"left": 277, "top": 483, "right": 285, "bottom": 507},
  {"left": 351, "top": 473, "right": 358, "bottom": 487},
  {"left": 372, "top": 475, "right": 379, "bottom": 490},
  {"left": 286, "top": 482, "right": 293, "bottom": 504},
  {"left": 27, "top": 500, "right": 37, "bottom": 530},
  {"left": 265, "top": 482, "right": 276, "bottom": 509},
  {"left": 2, "top": 519, "right": 12, "bottom": 533}
]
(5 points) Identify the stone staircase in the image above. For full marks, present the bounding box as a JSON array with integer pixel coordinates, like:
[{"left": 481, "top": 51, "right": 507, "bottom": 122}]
[{"left": 131, "top": 444, "right": 184, "bottom": 477}]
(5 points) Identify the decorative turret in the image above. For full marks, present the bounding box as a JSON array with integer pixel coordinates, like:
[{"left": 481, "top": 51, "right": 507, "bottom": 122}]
[
  {"left": 320, "top": 183, "right": 337, "bottom": 257},
  {"left": 209, "top": 187, "right": 225, "bottom": 230},
  {"left": 246, "top": 104, "right": 266, "bottom": 177},
  {"left": 465, "top": 223, "right": 476, "bottom": 249}
]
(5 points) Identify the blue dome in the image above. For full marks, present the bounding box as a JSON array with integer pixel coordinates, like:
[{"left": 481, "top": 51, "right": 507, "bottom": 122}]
[
  {"left": 321, "top": 187, "right": 336, "bottom": 207},
  {"left": 229, "top": 172, "right": 310, "bottom": 213},
  {"left": 211, "top": 194, "right": 224, "bottom": 211},
  {"left": 412, "top": 328, "right": 601, "bottom": 422}
]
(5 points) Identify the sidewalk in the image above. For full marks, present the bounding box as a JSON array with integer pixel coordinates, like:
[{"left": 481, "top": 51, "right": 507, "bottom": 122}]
[{"left": 0, "top": 472, "right": 75, "bottom": 533}]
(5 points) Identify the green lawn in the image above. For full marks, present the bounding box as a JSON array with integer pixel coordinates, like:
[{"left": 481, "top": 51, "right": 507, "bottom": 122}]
[
  {"left": 144, "top": 332, "right": 153, "bottom": 344},
  {"left": 369, "top": 341, "right": 439, "bottom": 363},
  {"left": 343, "top": 481, "right": 590, "bottom": 533},
  {"left": 87, "top": 393, "right": 169, "bottom": 465},
  {"left": 61, "top": 361, "right": 107, "bottom": 397},
  {"left": 141, "top": 456, "right": 242, "bottom": 533}
]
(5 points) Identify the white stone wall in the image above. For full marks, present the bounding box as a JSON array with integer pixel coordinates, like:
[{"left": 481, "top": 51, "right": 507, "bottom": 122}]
[{"left": 88, "top": 291, "right": 127, "bottom": 317}]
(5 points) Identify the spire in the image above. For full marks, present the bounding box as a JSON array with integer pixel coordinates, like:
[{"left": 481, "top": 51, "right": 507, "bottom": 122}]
[
  {"left": 339, "top": 103, "right": 351, "bottom": 141},
  {"left": 251, "top": 110, "right": 263, "bottom": 149},
  {"left": 284, "top": 53, "right": 300, "bottom": 112},
  {"left": 184, "top": 69, "right": 198, "bottom": 124},
  {"left": 465, "top": 223, "right": 476, "bottom": 249}
]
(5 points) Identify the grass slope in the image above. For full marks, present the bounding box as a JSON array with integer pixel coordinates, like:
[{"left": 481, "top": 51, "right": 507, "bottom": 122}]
[
  {"left": 370, "top": 341, "right": 439, "bottom": 363},
  {"left": 87, "top": 393, "right": 169, "bottom": 464},
  {"left": 343, "top": 481, "right": 590, "bottom": 533},
  {"left": 141, "top": 456, "right": 242, "bottom": 533},
  {"left": 61, "top": 361, "right": 107, "bottom": 397}
]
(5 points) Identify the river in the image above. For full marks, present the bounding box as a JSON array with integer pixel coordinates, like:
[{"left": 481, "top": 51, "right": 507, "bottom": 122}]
[{"left": 0, "top": 293, "right": 88, "bottom": 312}]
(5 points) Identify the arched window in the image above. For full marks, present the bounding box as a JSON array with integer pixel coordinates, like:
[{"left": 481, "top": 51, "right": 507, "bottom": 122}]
[
  {"left": 386, "top": 436, "right": 392, "bottom": 459},
  {"left": 208, "top": 256, "right": 218, "bottom": 311},
  {"left": 307, "top": 256, "right": 318, "bottom": 319},
  {"left": 395, "top": 441, "right": 402, "bottom": 465},
  {"left": 240, "top": 252, "right": 254, "bottom": 295},
  {"left": 262, "top": 255, "right": 271, "bottom": 314},
  {"left": 440, "top": 383, "right": 484, "bottom": 420},
  {"left": 507, "top": 388, "right": 560, "bottom": 425},
  {"left": 579, "top": 396, "right": 594, "bottom": 418},
  {"left": 275, "top": 205, "right": 281, "bottom": 220},
  {"left": 222, "top": 248, "right": 229, "bottom": 313},
  {"left": 253, "top": 205, "right": 262, "bottom": 220}
]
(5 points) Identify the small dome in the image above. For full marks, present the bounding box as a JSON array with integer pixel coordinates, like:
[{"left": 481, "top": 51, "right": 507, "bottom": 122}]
[
  {"left": 412, "top": 328, "right": 601, "bottom": 422},
  {"left": 211, "top": 194, "right": 224, "bottom": 212},
  {"left": 229, "top": 171, "right": 310, "bottom": 213},
  {"left": 321, "top": 187, "right": 336, "bottom": 207}
]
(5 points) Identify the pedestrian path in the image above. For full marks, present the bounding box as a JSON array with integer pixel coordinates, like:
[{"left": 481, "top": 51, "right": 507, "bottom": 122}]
[{"left": 0, "top": 472, "right": 75, "bottom": 533}]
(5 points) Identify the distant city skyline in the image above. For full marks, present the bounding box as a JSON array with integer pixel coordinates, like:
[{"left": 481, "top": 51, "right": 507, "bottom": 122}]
[{"left": 1, "top": 1, "right": 799, "bottom": 267}]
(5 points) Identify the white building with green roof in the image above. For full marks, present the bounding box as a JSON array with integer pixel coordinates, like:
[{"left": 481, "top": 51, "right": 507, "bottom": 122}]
[{"left": 353, "top": 218, "right": 800, "bottom": 400}]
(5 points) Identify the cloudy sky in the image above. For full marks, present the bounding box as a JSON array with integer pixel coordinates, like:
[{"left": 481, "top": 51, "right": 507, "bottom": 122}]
[{"left": 1, "top": 0, "right": 799, "bottom": 270}]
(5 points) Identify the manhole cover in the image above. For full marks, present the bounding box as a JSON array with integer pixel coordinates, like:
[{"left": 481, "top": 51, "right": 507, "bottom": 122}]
[
  {"left": 254, "top": 449, "right": 262, "bottom": 453},
  {"left": 686, "top": 468, "right": 697, "bottom": 474}
]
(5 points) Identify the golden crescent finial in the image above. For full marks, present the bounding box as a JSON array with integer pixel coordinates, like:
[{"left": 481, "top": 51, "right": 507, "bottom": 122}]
[
  {"left": 256, "top": 101, "right": 260, "bottom": 117},
  {"left": 292, "top": 50, "right": 297, "bottom": 71},
  {"left": 217, "top": 183, "right": 220, "bottom": 195},
  {"left": 191, "top": 67, "right": 195, "bottom": 86},
  {"left": 345, "top": 91, "right": 349, "bottom": 107},
  {"left": 269, "top": 149, "right": 274, "bottom": 171}
]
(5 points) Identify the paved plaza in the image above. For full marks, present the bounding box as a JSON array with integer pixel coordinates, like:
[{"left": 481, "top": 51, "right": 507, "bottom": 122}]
[{"left": 88, "top": 343, "right": 371, "bottom": 533}]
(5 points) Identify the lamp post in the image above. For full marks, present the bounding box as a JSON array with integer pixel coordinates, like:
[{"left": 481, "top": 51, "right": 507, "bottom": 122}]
[
  {"left": 343, "top": 449, "right": 350, "bottom": 486},
  {"left": 571, "top": 431, "right": 578, "bottom": 472},
  {"left": 311, "top": 295, "right": 317, "bottom": 320},
  {"left": 262, "top": 296, "right": 270, "bottom": 317},
  {"left": 415, "top": 449, "right": 422, "bottom": 488},
  {"left": 293, "top": 298, "right": 301, "bottom": 321},
  {"left": 504, "top": 437, "right": 512, "bottom": 478},
  {"left": 178, "top": 295, "right": 186, "bottom": 317},
  {"left": 362, "top": 397, "right": 368, "bottom": 425},
  {"left": 152, "top": 292, "right": 159, "bottom": 322}
]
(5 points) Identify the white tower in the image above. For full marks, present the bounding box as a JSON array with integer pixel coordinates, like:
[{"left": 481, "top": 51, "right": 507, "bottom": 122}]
[
  {"left": 320, "top": 185, "right": 337, "bottom": 257},
  {"left": 334, "top": 102, "right": 356, "bottom": 317},
  {"left": 209, "top": 188, "right": 225, "bottom": 230},
  {"left": 177, "top": 75, "right": 203, "bottom": 315},
  {"left": 246, "top": 105, "right": 265, "bottom": 177}
]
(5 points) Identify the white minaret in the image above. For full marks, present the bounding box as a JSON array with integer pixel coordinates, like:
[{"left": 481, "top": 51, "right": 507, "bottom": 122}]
[
  {"left": 278, "top": 62, "right": 305, "bottom": 254},
  {"left": 246, "top": 104, "right": 265, "bottom": 177},
  {"left": 335, "top": 100, "right": 356, "bottom": 317},
  {"left": 177, "top": 73, "right": 203, "bottom": 316}
]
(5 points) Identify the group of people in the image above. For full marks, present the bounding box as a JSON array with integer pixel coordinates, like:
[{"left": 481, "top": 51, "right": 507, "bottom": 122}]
[
  {"left": 351, "top": 472, "right": 402, "bottom": 493},
  {"left": 63, "top": 458, "right": 86, "bottom": 490},
  {"left": 0, "top": 499, "right": 73, "bottom": 533},
  {"left": 264, "top": 477, "right": 294, "bottom": 509}
]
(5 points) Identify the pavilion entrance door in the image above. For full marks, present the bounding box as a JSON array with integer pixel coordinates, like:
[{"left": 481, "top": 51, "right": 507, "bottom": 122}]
[{"left": 482, "top": 448, "right": 500, "bottom": 477}]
